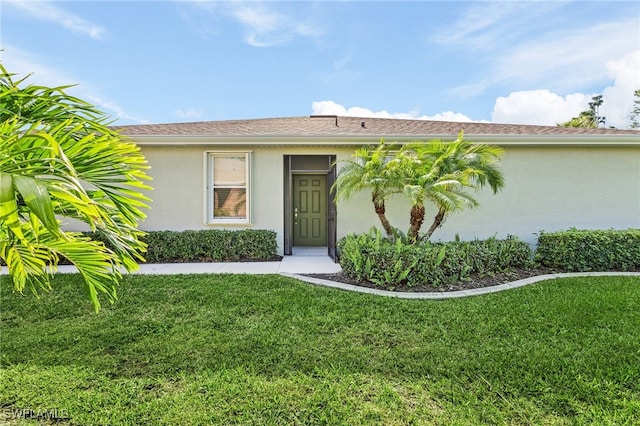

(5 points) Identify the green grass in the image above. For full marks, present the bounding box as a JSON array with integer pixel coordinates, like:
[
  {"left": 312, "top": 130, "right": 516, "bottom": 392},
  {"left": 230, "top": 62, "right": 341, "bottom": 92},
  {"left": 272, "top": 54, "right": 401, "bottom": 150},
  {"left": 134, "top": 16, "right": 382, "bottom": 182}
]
[{"left": 1, "top": 274, "right": 639, "bottom": 425}]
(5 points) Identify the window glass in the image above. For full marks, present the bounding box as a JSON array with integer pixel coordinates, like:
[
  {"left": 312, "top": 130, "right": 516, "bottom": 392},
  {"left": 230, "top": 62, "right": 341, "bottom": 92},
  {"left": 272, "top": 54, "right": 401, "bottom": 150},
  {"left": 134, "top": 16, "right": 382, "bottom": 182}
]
[
  {"left": 213, "top": 156, "right": 246, "bottom": 185},
  {"left": 214, "top": 188, "right": 246, "bottom": 218}
]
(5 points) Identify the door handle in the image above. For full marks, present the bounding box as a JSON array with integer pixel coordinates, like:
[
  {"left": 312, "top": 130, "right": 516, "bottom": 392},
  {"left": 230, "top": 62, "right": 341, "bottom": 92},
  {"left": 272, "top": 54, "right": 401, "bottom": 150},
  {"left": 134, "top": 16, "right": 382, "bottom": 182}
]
[{"left": 294, "top": 207, "right": 298, "bottom": 224}]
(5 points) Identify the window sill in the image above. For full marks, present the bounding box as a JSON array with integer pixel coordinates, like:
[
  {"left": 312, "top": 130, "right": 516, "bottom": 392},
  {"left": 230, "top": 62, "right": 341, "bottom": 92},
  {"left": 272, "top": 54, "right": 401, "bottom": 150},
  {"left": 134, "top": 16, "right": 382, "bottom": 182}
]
[{"left": 205, "top": 222, "right": 254, "bottom": 228}]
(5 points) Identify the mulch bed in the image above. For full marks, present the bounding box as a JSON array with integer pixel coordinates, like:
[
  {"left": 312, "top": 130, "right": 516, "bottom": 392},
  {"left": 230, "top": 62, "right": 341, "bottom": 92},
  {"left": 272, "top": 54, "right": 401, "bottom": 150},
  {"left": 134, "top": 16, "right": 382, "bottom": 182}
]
[{"left": 305, "top": 267, "right": 576, "bottom": 293}]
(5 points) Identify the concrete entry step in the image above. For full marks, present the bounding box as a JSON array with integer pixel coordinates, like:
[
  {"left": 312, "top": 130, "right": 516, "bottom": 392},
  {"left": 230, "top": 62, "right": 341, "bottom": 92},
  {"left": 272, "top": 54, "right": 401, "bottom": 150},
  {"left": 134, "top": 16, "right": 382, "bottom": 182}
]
[{"left": 292, "top": 246, "right": 327, "bottom": 256}]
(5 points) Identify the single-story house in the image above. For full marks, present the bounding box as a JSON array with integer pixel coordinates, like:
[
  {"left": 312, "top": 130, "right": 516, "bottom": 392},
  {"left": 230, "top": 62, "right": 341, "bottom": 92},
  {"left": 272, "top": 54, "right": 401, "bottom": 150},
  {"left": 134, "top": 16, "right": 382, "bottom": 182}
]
[{"left": 115, "top": 116, "right": 640, "bottom": 258}]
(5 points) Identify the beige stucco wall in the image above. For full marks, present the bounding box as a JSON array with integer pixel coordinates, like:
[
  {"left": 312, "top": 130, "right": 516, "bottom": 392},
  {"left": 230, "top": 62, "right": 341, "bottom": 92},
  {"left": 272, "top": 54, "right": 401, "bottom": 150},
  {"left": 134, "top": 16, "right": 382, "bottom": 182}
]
[
  {"left": 139, "top": 145, "right": 349, "bottom": 253},
  {"left": 138, "top": 143, "right": 640, "bottom": 254},
  {"left": 336, "top": 145, "right": 640, "bottom": 246},
  {"left": 140, "top": 146, "right": 284, "bottom": 233}
]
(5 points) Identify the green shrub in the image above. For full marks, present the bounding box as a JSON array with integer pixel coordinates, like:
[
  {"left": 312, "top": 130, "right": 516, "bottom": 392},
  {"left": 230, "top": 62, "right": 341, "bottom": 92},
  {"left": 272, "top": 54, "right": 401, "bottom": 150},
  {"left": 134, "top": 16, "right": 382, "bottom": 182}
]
[
  {"left": 338, "top": 230, "right": 533, "bottom": 290},
  {"left": 88, "top": 229, "right": 278, "bottom": 263},
  {"left": 337, "top": 230, "right": 420, "bottom": 289},
  {"left": 535, "top": 228, "right": 640, "bottom": 272}
]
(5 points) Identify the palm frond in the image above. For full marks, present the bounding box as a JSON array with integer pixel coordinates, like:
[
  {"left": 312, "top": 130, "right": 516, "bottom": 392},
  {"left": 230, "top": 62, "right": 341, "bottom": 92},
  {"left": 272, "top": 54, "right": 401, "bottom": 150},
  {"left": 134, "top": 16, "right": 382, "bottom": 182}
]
[{"left": 1, "top": 61, "right": 153, "bottom": 311}]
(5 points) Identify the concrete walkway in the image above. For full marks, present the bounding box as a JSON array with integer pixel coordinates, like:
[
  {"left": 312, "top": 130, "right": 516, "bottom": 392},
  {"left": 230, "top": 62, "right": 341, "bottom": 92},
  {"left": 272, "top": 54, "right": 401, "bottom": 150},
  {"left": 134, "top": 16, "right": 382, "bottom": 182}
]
[{"left": 40, "top": 253, "right": 343, "bottom": 275}]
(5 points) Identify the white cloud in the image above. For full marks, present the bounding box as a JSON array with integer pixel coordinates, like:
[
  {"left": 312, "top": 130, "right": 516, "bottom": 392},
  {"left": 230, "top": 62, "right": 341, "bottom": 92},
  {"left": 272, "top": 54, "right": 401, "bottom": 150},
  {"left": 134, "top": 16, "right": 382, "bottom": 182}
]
[
  {"left": 492, "top": 19, "right": 639, "bottom": 93},
  {"left": 492, "top": 50, "right": 640, "bottom": 127},
  {"left": 5, "top": 0, "right": 107, "bottom": 40},
  {"left": 2, "top": 45, "right": 148, "bottom": 124},
  {"left": 232, "top": 4, "right": 289, "bottom": 46},
  {"left": 181, "top": 1, "right": 324, "bottom": 47},
  {"left": 1, "top": 45, "right": 73, "bottom": 89},
  {"left": 432, "top": 1, "right": 565, "bottom": 50},
  {"left": 312, "top": 50, "right": 363, "bottom": 85},
  {"left": 601, "top": 50, "right": 640, "bottom": 128},
  {"left": 85, "top": 94, "right": 150, "bottom": 125},
  {"left": 311, "top": 101, "right": 476, "bottom": 122},
  {"left": 492, "top": 90, "right": 590, "bottom": 125},
  {"left": 438, "top": 1, "right": 639, "bottom": 97},
  {"left": 173, "top": 108, "right": 204, "bottom": 120},
  {"left": 426, "top": 111, "right": 477, "bottom": 123},
  {"left": 234, "top": 3, "right": 323, "bottom": 46}
]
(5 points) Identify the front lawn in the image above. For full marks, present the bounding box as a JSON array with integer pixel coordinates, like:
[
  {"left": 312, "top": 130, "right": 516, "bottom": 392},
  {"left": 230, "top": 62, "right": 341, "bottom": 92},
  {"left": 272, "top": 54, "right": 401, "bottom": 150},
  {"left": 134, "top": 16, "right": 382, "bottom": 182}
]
[{"left": 1, "top": 274, "right": 639, "bottom": 425}]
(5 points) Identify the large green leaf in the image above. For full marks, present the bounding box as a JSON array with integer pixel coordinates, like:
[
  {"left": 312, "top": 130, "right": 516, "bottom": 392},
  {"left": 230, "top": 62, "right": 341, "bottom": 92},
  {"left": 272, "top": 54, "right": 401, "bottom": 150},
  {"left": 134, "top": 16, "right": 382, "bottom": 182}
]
[
  {"left": 0, "top": 172, "right": 26, "bottom": 243},
  {"left": 12, "top": 174, "right": 59, "bottom": 233}
]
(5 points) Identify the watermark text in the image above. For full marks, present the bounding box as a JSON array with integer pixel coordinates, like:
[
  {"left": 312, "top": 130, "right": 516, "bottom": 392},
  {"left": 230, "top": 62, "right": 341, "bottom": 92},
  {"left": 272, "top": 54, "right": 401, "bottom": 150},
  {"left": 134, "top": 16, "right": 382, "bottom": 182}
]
[{"left": 1, "top": 408, "right": 69, "bottom": 421}]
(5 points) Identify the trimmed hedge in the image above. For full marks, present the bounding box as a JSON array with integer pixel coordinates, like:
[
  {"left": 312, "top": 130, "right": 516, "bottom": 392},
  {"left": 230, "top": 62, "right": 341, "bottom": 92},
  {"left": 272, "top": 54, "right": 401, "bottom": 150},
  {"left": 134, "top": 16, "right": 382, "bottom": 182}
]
[
  {"left": 338, "top": 231, "right": 533, "bottom": 290},
  {"left": 88, "top": 229, "right": 278, "bottom": 263},
  {"left": 143, "top": 229, "right": 278, "bottom": 263},
  {"left": 535, "top": 228, "right": 640, "bottom": 272}
]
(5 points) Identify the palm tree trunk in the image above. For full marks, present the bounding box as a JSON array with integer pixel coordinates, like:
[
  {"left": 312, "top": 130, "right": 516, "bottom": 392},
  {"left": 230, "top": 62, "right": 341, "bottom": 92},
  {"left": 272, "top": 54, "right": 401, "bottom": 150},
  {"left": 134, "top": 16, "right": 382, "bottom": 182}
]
[
  {"left": 424, "top": 207, "right": 446, "bottom": 240},
  {"left": 407, "top": 204, "right": 425, "bottom": 243},
  {"left": 373, "top": 194, "right": 395, "bottom": 240}
]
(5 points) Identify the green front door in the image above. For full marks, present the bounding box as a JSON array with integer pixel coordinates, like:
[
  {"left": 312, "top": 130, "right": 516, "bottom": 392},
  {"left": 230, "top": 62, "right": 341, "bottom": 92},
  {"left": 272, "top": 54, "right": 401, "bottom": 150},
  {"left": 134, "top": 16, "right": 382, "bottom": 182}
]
[{"left": 293, "top": 174, "right": 327, "bottom": 246}]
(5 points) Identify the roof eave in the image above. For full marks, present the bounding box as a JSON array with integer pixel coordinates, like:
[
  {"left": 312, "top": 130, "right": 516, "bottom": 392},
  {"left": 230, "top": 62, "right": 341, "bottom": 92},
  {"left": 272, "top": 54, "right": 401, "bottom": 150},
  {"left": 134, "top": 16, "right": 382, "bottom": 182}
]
[{"left": 126, "top": 134, "right": 640, "bottom": 148}]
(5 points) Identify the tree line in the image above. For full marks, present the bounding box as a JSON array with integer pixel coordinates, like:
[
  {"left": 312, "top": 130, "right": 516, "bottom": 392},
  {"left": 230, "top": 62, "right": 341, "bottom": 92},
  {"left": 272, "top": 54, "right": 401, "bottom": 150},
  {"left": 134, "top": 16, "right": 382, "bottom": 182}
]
[{"left": 559, "top": 90, "right": 640, "bottom": 129}]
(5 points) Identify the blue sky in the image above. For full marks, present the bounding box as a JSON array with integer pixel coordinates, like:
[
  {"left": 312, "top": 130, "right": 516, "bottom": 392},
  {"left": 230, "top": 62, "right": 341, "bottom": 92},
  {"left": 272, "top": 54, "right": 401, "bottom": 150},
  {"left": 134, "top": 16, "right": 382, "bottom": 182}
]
[{"left": 2, "top": 0, "right": 639, "bottom": 128}]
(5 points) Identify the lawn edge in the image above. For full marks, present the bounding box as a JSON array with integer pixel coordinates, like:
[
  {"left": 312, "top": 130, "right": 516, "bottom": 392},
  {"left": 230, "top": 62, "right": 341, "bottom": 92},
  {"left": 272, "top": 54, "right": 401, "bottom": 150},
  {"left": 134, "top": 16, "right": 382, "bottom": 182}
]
[{"left": 282, "top": 272, "right": 640, "bottom": 300}]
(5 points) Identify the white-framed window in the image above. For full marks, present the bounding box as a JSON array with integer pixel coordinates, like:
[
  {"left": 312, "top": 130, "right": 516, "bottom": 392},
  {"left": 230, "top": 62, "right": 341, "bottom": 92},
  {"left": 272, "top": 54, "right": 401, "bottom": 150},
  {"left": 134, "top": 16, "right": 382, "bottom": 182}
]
[{"left": 205, "top": 151, "right": 251, "bottom": 224}]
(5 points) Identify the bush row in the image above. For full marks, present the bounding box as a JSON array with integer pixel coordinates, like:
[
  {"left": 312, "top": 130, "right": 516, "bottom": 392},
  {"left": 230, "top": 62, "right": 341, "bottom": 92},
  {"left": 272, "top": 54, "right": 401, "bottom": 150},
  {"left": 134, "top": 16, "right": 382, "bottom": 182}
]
[
  {"left": 535, "top": 228, "right": 640, "bottom": 271},
  {"left": 89, "top": 229, "right": 278, "bottom": 263},
  {"left": 338, "top": 230, "right": 533, "bottom": 290},
  {"left": 144, "top": 229, "right": 278, "bottom": 263},
  {"left": 338, "top": 228, "right": 640, "bottom": 290}
]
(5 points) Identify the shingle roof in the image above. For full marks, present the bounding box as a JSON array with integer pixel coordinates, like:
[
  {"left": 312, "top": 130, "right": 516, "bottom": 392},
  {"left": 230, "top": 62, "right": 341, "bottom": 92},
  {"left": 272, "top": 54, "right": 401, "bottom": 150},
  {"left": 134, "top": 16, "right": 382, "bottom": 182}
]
[{"left": 114, "top": 115, "right": 639, "bottom": 137}]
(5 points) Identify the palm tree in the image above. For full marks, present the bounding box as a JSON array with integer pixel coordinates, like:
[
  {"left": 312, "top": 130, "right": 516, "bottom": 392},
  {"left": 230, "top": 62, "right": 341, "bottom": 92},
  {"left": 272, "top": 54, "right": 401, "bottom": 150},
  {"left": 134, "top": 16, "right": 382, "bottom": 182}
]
[
  {"left": 628, "top": 89, "right": 640, "bottom": 129},
  {"left": 333, "top": 133, "right": 504, "bottom": 243},
  {"left": 0, "top": 64, "right": 152, "bottom": 311},
  {"left": 559, "top": 94, "right": 606, "bottom": 128},
  {"left": 391, "top": 132, "right": 505, "bottom": 242},
  {"left": 331, "top": 141, "right": 398, "bottom": 239}
]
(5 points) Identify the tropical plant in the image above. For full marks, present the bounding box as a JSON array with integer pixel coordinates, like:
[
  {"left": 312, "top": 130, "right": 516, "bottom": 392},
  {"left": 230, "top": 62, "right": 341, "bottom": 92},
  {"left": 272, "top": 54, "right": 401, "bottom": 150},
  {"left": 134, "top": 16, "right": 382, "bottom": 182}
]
[
  {"left": 0, "top": 63, "right": 152, "bottom": 311},
  {"left": 333, "top": 132, "right": 504, "bottom": 243},
  {"left": 392, "top": 133, "right": 505, "bottom": 242},
  {"left": 331, "top": 141, "right": 398, "bottom": 239},
  {"left": 629, "top": 89, "right": 640, "bottom": 129},
  {"left": 559, "top": 94, "right": 606, "bottom": 128}
]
